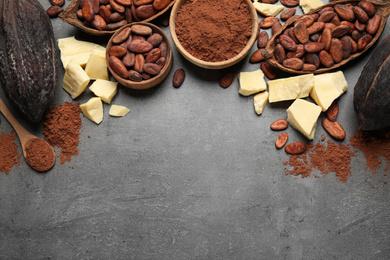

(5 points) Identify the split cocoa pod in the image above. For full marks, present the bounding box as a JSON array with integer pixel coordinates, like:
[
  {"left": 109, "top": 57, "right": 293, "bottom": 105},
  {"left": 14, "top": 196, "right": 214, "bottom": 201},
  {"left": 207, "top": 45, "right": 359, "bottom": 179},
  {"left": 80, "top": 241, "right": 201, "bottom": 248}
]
[
  {"left": 106, "top": 22, "right": 172, "bottom": 90},
  {"left": 262, "top": 0, "right": 390, "bottom": 74},
  {"left": 59, "top": 0, "right": 175, "bottom": 35}
]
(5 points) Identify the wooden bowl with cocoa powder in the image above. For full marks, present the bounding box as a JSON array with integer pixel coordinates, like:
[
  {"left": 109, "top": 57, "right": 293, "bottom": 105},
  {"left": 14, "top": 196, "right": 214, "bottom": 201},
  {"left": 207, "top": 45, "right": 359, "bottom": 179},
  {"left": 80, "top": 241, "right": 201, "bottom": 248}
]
[
  {"left": 106, "top": 22, "right": 173, "bottom": 90},
  {"left": 169, "top": 0, "right": 259, "bottom": 69},
  {"left": 59, "top": 0, "right": 176, "bottom": 36}
]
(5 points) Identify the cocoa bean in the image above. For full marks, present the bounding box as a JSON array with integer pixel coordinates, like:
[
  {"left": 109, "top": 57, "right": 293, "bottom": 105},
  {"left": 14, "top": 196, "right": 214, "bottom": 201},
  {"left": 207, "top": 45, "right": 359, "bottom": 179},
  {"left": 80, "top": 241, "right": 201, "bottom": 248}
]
[
  {"left": 128, "top": 39, "right": 153, "bottom": 53},
  {"left": 135, "top": 4, "right": 157, "bottom": 19},
  {"left": 350, "top": 38, "right": 358, "bottom": 53},
  {"left": 270, "top": 119, "right": 288, "bottom": 130},
  {"left": 260, "top": 62, "right": 277, "bottom": 80},
  {"left": 153, "top": 0, "right": 171, "bottom": 10},
  {"left": 129, "top": 70, "right": 143, "bottom": 81},
  {"left": 357, "top": 34, "right": 373, "bottom": 51},
  {"left": 133, "top": 0, "right": 153, "bottom": 5},
  {"left": 294, "top": 22, "right": 309, "bottom": 44},
  {"left": 354, "top": 19, "right": 366, "bottom": 32},
  {"left": 282, "top": 58, "right": 304, "bottom": 70},
  {"left": 124, "top": 7, "right": 132, "bottom": 23},
  {"left": 257, "top": 31, "right": 269, "bottom": 49},
  {"left": 280, "top": 0, "right": 299, "bottom": 7},
  {"left": 142, "top": 73, "right": 152, "bottom": 80},
  {"left": 366, "top": 14, "right": 381, "bottom": 35},
  {"left": 353, "top": 6, "right": 369, "bottom": 23},
  {"left": 147, "top": 33, "right": 163, "bottom": 47},
  {"left": 318, "top": 7, "right": 334, "bottom": 15},
  {"left": 280, "top": 34, "right": 297, "bottom": 51},
  {"left": 272, "top": 21, "right": 282, "bottom": 35},
  {"left": 319, "top": 50, "right": 334, "bottom": 67},
  {"left": 120, "top": 35, "right": 132, "bottom": 49},
  {"left": 324, "top": 22, "right": 337, "bottom": 31},
  {"left": 105, "top": 20, "right": 127, "bottom": 30},
  {"left": 359, "top": 0, "right": 376, "bottom": 17},
  {"left": 305, "top": 53, "right": 320, "bottom": 68},
  {"left": 46, "top": 6, "right": 63, "bottom": 17},
  {"left": 145, "top": 48, "right": 161, "bottom": 63},
  {"left": 318, "top": 10, "right": 336, "bottom": 23},
  {"left": 219, "top": 72, "right": 235, "bottom": 88},
  {"left": 113, "top": 27, "right": 132, "bottom": 44},
  {"left": 122, "top": 52, "right": 135, "bottom": 68},
  {"left": 329, "top": 38, "right": 343, "bottom": 63},
  {"left": 287, "top": 44, "right": 305, "bottom": 59},
  {"left": 340, "top": 35, "right": 352, "bottom": 59},
  {"left": 159, "top": 42, "right": 168, "bottom": 58},
  {"left": 155, "top": 57, "right": 166, "bottom": 68},
  {"left": 82, "top": 0, "right": 95, "bottom": 22},
  {"left": 331, "top": 24, "right": 351, "bottom": 38},
  {"left": 285, "top": 142, "right": 306, "bottom": 155},
  {"left": 50, "top": 0, "right": 65, "bottom": 6},
  {"left": 280, "top": 8, "right": 296, "bottom": 20},
  {"left": 288, "top": 27, "right": 300, "bottom": 44},
  {"left": 259, "top": 17, "right": 279, "bottom": 28},
  {"left": 310, "top": 33, "right": 320, "bottom": 42},
  {"left": 322, "top": 118, "right": 346, "bottom": 140},
  {"left": 109, "top": 12, "right": 125, "bottom": 22},
  {"left": 330, "top": 14, "right": 341, "bottom": 26},
  {"left": 173, "top": 68, "right": 185, "bottom": 88},
  {"left": 92, "top": 14, "right": 107, "bottom": 30},
  {"left": 249, "top": 49, "right": 265, "bottom": 63},
  {"left": 304, "top": 42, "right": 325, "bottom": 53},
  {"left": 326, "top": 100, "right": 339, "bottom": 121},
  {"left": 134, "top": 53, "right": 145, "bottom": 73},
  {"left": 132, "top": 24, "right": 152, "bottom": 36},
  {"left": 115, "top": 0, "right": 131, "bottom": 6},
  {"left": 109, "top": 45, "right": 127, "bottom": 57},
  {"left": 99, "top": 5, "right": 112, "bottom": 23},
  {"left": 143, "top": 63, "right": 161, "bottom": 76},
  {"left": 302, "top": 63, "right": 316, "bottom": 71},
  {"left": 109, "top": 56, "right": 128, "bottom": 79},
  {"left": 275, "top": 132, "right": 289, "bottom": 149},
  {"left": 334, "top": 4, "right": 355, "bottom": 22},
  {"left": 307, "top": 22, "right": 325, "bottom": 35},
  {"left": 274, "top": 44, "right": 287, "bottom": 64},
  {"left": 109, "top": 0, "right": 125, "bottom": 13}
]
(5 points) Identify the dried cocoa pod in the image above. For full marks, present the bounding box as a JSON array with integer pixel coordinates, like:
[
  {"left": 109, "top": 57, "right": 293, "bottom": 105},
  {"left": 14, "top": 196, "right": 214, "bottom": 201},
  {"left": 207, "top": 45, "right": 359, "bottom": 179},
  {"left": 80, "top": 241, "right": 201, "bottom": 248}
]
[
  {"left": 260, "top": 62, "right": 277, "bottom": 80},
  {"left": 354, "top": 34, "right": 390, "bottom": 130},
  {"left": 275, "top": 132, "right": 288, "bottom": 149},
  {"left": 219, "top": 72, "right": 235, "bottom": 88},
  {"left": 285, "top": 142, "right": 306, "bottom": 155},
  {"left": 257, "top": 31, "right": 269, "bottom": 49},
  {"left": 249, "top": 49, "right": 265, "bottom": 63},
  {"left": 280, "top": 8, "right": 296, "bottom": 20},
  {"left": 0, "top": 0, "right": 58, "bottom": 122},
  {"left": 173, "top": 68, "right": 185, "bottom": 88},
  {"left": 322, "top": 118, "right": 346, "bottom": 140},
  {"left": 270, "top": 119, "right": 288, "bottom": 130}
]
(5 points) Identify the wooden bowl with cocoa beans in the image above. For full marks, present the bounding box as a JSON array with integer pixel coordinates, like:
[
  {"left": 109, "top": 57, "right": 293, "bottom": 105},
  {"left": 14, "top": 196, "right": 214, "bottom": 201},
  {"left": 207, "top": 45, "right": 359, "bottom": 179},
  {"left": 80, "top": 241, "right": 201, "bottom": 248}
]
[
  {"left": 106, "top": 22, "right": 173, "bottom": 90},
  {"left": 59, "top": 0, "right": 176, "bottom": 36},
  {"left": 169, "top": 0, "right": 259, "bottom": 69},
  {"left": 262, "top": 0, "right": 390, "bottom": 75}
]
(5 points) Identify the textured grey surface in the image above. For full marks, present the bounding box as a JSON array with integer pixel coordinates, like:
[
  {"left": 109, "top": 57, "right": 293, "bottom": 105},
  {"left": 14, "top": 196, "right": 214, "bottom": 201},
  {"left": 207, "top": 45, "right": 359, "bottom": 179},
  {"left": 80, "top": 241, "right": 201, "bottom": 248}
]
[{"left": 1, "top": 0, "right": 390, "bottom": 259}]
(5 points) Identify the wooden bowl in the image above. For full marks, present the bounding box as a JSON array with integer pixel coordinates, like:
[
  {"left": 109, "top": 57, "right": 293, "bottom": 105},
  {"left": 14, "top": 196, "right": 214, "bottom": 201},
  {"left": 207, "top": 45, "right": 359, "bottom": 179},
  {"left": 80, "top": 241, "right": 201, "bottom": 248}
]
[
  {"left": 262, "top": 0, "right": 390, "bottom": 75},
  {"left": 169, "top": 0, "right": 258, "bottom": 69},
  {"left": 106, "top": 22, "right": 172, "bottom": 90},
  {"left": 59, "top": 0, "right": 176, "bottom": 36}
]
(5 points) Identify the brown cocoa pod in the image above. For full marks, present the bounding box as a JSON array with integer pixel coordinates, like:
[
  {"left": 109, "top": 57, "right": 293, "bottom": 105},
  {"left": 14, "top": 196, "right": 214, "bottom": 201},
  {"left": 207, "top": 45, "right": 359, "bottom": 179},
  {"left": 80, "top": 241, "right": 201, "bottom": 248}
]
[
  {"left": 155, "top": 57, "right": 166, "bottom": 68},
  {"left": 331, "top": 24, "right": 350, "bottom": 38},
  {"left": 147, "top": 33, "right": 163, "bottom": 47},
  {"left": 109, "top": 0, "right": 125, "bottom": 13},
  {"left": 326, "top": 100, "right": 339, "bottom": 121},
  {"left": 250, "top": 49, "right": 265, "bottom": 63},
  {"left": 145, "top": 48, "right": 161, "bottom": 63},
  {"left": 153, "top": 0, "right": 171, "bottom": 10},
  {"left": 135, "top": 4, "right": 157, "bottom": 19},
  {"left": 354, "top": 19, "right": 366, "bottom": 31},
  {"left": 280, "top": 8, "right": 296, "bottom": 20},
  {"left": 109, "top": 12, "right": 124, "bottom": 22},
  {"left": 173, "top": 68, "right": 185, "bottom": 88},
  {"left": 322, "top": 118, "right": 346, "bottom": 140},
  {"left": 99, "top": 5, "right": 112, "bottom": 23},
  {"left": 359, "top": 0, "right": 376, "bottom": 17},
  {"left": 340, "top": 35, "right": 352, "bottom": 59},
  {"left": 321, "top": 28, "right": 332, "bottom": 51},
  {"left": 46, "top": 6, "right": 63, "bottom": 17},
  {"left": 334, "top": 4, "right": 355, "bottom": 22},
  {"left": 82, "top": 0, "right": 95, "bottom": 22},
  {"left": 275, "top": 132, "right": 289, "bottom": 149},
  {"left": 318, "top": 10, "right": 336, "bottom": 23},
  {"left": 122, "top": 52, "right": 135, "bottom": 67},
  {"left": 340, "top": 21, "right": 355, "bottom": 34},
  {"left": 280, "top": 34, "right": 297, "bottom": 51},
  {"left": 272, "top": 21, "right": 282, "bottom": 35},
  {"left": 109, "top": 45, "right": 127, "bottom": 57},
  {"left": 366, "top": 14, "right": 381, "bottom": 35},
  {"left": 319, "top": 50, "right": 334, "bottom": 67},
  {"left": 329, "top": 38, "right": 343, "bottom": 63},
  {"left": 105, "top": 20, "right": 127, "bottom": 30},
  {"left": 133, "top": 0, "right": 153, "bottom": 5},
  {"left": 274, "top": 44, "right": 287, "bottom": 64},
  {"left": 285, "top": 142, "right": 306, "bottom": 155},
  {"left": 219, "top": 72, "right": 235, "bottom": 88},
  {"left": 307, "top": 22, "right": 325, "bottom": 35},
  {"left": 259, "top": 17, "right": 279, "bottom": 28},
  {"left": 257, "top": 31, "right": 269, "bottom": 49},
  {"left": 134, "top": 53, "right": 145, "bottom": 73},
  {"left": 304, "top": 42, "right": 325, "bottom": 53},
  {"left": 270, "top": 119, "right": 288, "bottom": 130},
  {"left": 115, "top": 0, "right": 131, "bottom": 6},
  {"left": 50, "top": 0, "right": 65, "bottom": 6},
  {"left": 282, "top": 58, "right": 304, "bottom": 70},
  {"left": 294, "top": 22, "right": 309, "bottom": 44},
  {"left": 280, "top": 0, "right": 299, "bottom": 7},
  {"left": 260, "top": 62, "right": 277, "bottom": 80},
  {"left": 302, "top": 63, "right": 316, "bottom": 71},
  {"left": 305, "top": 53, "right": 320, "bottom": 68},
  {"left": 158, "top": 42, "right": 167, "bottom": 58},
  {"left": 287, "top": 44, "right": 305, "bottom": 59},
  {"left": 92, "top": 14, "right": 107, "bottom": 30},
  {"left": 129, "top": 70, "right": 143, "bottom": 81},
  {"left": 353, "top": 6, "right": 369, "bottom": 23},
  {"left": 357, "top": 34, "right": 373, "bottom": 50},
  {"left": 109, "top": 56, "right": 128, "bottom": 78},
  {"left": 132, "top": 24, "right": 153, "bottom": 36},
  {"left": 128, "top": 39, "right": 153, "bottom": 53},
  {"left": 112, "top": 27, "right": 131, "bottom": 44},
  {"left": 143, "top": 63, "right": 161, "bottom": 75}
]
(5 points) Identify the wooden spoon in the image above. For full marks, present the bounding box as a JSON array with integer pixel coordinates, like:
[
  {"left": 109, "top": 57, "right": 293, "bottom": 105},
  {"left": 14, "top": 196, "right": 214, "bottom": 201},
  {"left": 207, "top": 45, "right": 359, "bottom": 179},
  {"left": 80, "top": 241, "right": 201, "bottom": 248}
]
[
  {"left": 0, "top": 98, "right": 55, "bottom": 172},
  {"left": 262, "top": 0, "right": 390, "bottom": 75}
]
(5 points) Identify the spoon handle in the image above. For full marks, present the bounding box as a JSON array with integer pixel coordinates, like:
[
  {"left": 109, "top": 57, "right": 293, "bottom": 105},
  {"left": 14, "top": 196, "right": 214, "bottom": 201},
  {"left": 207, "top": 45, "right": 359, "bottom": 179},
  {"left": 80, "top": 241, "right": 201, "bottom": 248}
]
[{"left": 0, "top": 98, "right": 37, "bottom": 145}]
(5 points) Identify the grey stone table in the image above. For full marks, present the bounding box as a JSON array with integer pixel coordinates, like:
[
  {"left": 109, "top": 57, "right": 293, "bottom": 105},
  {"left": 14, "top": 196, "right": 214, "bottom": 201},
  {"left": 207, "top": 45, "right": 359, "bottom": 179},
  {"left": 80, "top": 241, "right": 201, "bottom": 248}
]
[{"left": 1, "top": 1, "right": 390, "bottom": 259}]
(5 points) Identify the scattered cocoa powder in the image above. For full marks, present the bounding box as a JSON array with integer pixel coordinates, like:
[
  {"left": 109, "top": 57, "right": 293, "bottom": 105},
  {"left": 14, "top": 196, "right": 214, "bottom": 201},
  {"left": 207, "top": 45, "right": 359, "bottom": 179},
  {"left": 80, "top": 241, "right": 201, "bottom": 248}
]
[
  {"left": 174, "top": 0, "right": 252, "bottom": 62},
  {"left": 0, "top": 130, "right": 22, "bottom": 174},
  {"left": 42, "top": 102, "right": 82, "bottom": 165}
]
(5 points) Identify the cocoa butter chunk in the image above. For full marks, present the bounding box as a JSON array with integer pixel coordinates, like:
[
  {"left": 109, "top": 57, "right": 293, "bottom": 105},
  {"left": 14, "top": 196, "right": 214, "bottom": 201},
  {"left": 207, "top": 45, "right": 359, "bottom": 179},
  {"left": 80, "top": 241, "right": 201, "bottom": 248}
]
[
  {"left": 238, "top": 69, "right": 267, "bottom": 96},
  {"left": 80, "top": 97, "right": 104, "bottom": 124},
  {"left": 268, "top": 74, "right": 314, "bottom": 103},
  {"left": 253, "top": 91, "right": 269, "bottom": 115}
]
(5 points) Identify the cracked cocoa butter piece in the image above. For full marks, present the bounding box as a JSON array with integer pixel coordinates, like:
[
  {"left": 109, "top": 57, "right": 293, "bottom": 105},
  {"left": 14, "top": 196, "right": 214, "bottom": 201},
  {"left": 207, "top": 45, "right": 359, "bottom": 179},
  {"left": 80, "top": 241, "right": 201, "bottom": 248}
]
[
  {"left": 172, "top": 68, "right": 185, "bottom": 88},
  {"left": 285, "top": 142, "right": 306, "bottom": 155}
]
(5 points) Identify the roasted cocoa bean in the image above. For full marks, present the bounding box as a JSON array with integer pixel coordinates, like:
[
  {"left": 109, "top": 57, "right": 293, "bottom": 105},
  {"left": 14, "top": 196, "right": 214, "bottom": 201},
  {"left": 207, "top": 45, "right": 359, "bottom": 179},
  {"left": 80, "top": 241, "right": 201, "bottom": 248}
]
[
  {"left": 359, "top": 0, "right": 376, "bottom": 17},
  {"left": 366, "top": 14, "right": 381, "bottom": 35},
  {"left": 173, "top": 68, "right": 185, "bottom": 88},
  {"left": 318, "top": 10, "right": 336, "bottom": 23},
  {"left": 353, "top": 6, "right": 369, "bottom": 23},
  {"left": 280, "top": 8, "right": 296, "bottom": 20},
  {"left": 259, "top": 17, "right": 279, "bottom": 28},
  {"left": 260, "top": 62, "right": 277, "bottom": 80},
  {"left": 287, "top": 44, "right": 305, "bottom": 59},
  {"left": 285, "top": 142, "right": 306, "bottom": 155},
  {"left": 128, "top": 39, "right": 153, "bottom": 53},
  {"left": 159, "top": 42, "right": 167, "bottom": 58},
  {"left": 326, "top": 100, "right": 339, "bottom": 121},
  {"left": 270, "top": 119, "right": 288, "bottom": 130},
  {"left": 305, "top": 53, "right": 320, "bottom": 68},
  {"left": 135, "top": 4, "right": 157, "bottom": 19},
  {"left": 50, "top": 0, "right": 65, "bottom": 6},
  {"left": 113, "top": 27, "right": 132, "bottom": 44},
  {"left": 134, "top": 53, "right": 145, "bottom": 73},
  {"left": 331, "top": 24, "right": 351, "bottom": 38},
  {"left": 272, "top": 21, "right": 282, "bottom": 35},
  {"left": 155, "top": 57, "right": 166, "bottom": 68},
  {"left": 304, "top": 42, "right": 325, "bottom": 53},
  {"left": 354, "top": 19, "right": 366, "bottom": 32},
  {"left": 122, "top": 52, "right": 135, "bottom": 67},
  {"left": 109, "top": 45, "right": 127, "bottom": 57},
  {"left": 321, "top": 28, "right": 332, "bottom": 51},
  {"left": 145, "top": 48, "right": 161, "bottom": 63},
  {"left": 105, "top": 20, "right": 127, "bottom": 30},
  {"left": 280, "top": 34, "right": 297, "bottom": 51},
  {"left": 109, "top": 0, "right": 125, "bottom": 13},
  {"left": 133, "top": 0, "right": 153, "bottom": 5},
  {"left": 143, "top": 63, "right": 161, "bottom": 75},
  {"left": 322, "top": 118, "right": 346, "bottom": 140},
  {"left": 307, "top": 22, "right": 325, "bottom": 35},
  {"left": 132, "top": 24, "right": 153, "bottom": 36},
  {"left": 249, "top": 49, "right": 265, "bottom": 63},
  {"left": 82, "top": 0, "right": 95, "bottom": 22},
  {"left": 115, "top": 0, "right": 131, "bottom": 6},
  {"left": 302, "top": 63, "right": 317, "bottom": 71},
  {"left": 99, "top": 5, "right": 112, "bottom": 23},
  {"left": 282, "top": 58, "right": 304, "bottom": 70},
  {"left": 92, "top": 14, "right": 107, "bottom": 30},
  {"left": 319, "top": 50, "right": 334, "bottom": 67},
  {"left": 46, "top": 6, "right": 63, "bottom": 17},
  {"left": 357, "top": 34, "right": 373, "bottom": 50},
  {"left": 274, "top": 44, "right": 287, "bottom": 64},
  {"left": 294, "top": 22, "right": 309, "bottom": 44},
  {"left": 129, "top": 70, "right": 143, "bottom": 81},
  {"left": 329, "top": 38, "right": 343, "bottom": 63},
  {"left": 147, "top": 33, "right": 163, "bottom": 47},
  {"left": 275, "top": 132, "right": 288, "bottom": 149},
  {"left": 153, "top": 0, "right": 171, "bottom": 10},
  {"left": 334, "top": 4, "right": 355, "bottom": 22},
  {"left": 257, "top": 31, "right": 269, "bottom": 49},
  {"left": 109, "top": 56, "right": 128, "bottom": 78},
  {"left": 219, "top": 72, "right": 235, "bottom": 88},
  {"left": 340, "top": 35, "right": 352, "bottom": 59},
  {"left": 109, "top": 12, "right": 125, "bottom": 22}
]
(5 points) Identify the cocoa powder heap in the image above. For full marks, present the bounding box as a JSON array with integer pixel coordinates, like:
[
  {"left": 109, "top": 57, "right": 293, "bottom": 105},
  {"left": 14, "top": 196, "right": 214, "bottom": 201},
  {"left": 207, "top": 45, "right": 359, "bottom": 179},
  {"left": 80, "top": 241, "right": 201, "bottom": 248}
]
[
  {"left": 0, "top": 130, "right": 21, "bottom": 174},
  {"left": 175, "top": 0, "right": 252, "bottom": 62}
]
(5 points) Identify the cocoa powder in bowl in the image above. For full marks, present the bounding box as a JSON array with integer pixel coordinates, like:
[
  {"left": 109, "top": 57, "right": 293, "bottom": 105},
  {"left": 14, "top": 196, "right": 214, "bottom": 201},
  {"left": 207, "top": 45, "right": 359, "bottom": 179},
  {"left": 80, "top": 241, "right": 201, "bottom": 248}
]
[{"left": 174, "top": 0, "right": 253, "bottom": 62}]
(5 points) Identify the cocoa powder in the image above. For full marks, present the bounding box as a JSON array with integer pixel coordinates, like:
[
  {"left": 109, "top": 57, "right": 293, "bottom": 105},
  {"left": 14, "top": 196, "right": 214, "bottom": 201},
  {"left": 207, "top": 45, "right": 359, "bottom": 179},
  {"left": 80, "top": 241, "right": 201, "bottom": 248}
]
[
  {"left": 0, "top": 130, "right": 21, "bottom": 174},
  {"left": 174, "top": 0, "right": 252, "bottom": 62}
]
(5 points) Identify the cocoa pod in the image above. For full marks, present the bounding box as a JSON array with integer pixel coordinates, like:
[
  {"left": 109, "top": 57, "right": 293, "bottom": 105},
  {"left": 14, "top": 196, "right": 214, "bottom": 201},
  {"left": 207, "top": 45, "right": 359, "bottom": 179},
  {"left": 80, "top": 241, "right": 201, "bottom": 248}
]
[
  {"left": 275, "top": 132, "right": 288, "bottom": 149},
  {"left": 285, "top": 142, "right": 306, "bottom": 155},
  {"left": 219, "top": 72, "right": 235, "bottom": 88},
  {"left": 172, "top": 68, "right": 185, "bottom": 88},
  {"left": 0, "top": 0, "right": 58, "bottom": 122},
  {"left": 270, "top": 119, "right": 288, "bottom": 130},
  {"left": 322, "top": 118, "right": 346, "bottom": 140},
  {"left": 354, "top": 35, "right": 390, "bottom": 130}
]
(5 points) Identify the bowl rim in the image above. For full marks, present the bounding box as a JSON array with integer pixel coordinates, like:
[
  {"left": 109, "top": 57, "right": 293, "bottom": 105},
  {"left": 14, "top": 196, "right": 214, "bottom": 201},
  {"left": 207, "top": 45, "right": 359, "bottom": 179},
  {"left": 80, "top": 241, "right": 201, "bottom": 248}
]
[
  {"left": 169, "top": 0, "right": 259, "bottom": 69},
  {"left": 106, "top": 22, "right": 173, "bottom": 90}
]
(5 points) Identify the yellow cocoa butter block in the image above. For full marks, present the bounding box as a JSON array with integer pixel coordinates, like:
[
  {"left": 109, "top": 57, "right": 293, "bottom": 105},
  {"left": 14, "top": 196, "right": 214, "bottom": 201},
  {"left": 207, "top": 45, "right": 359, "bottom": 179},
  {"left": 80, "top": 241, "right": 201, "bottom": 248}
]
[
  {"left": 253, "top": 91, "right": 269, "bottom": 115},
  {"left": 253, "top": 1, "right": 284, "bottom": 17},
  {"left": 89, "top": 79, "right": 118, "bottom": 104},
  {"left": 310, "top": 71, "right": 348, "bottom": 111},
  {"left": 63, "top": 60, "right": 90, "bottom": 99},
  {"left": 80, "top": 97, "right": 103, "bottom": 124},
  {"left": 238, "top": 69, "right": 267, "bottom": 96},
  {"left": 109, "top": 105, "right": 130, "bottom": 117},
  {"left": 85, "top": 49, "right": 109, "bottom": 80},
  {"left": 300, "top": 0, "right": 324, "bottom": 13},
  {"left": 268, "top": 74, "right": 314, "bottom": 103},
  {"left": 287, "top": 99, "right": 322, "bottom": 140}
]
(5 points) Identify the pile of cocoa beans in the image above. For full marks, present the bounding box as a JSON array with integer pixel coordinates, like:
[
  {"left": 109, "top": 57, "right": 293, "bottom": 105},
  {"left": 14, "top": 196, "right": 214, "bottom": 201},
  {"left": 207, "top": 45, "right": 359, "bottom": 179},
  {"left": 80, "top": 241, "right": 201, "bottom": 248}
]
[
  {"left": 77, "top": 0, "right": 172, "bottom": 31},
  {"left": 108, "top": 24, "right": 168, "bottom": 81},
  {"left": 274, "top": 0, "right": 381, "bottom": 71}
]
